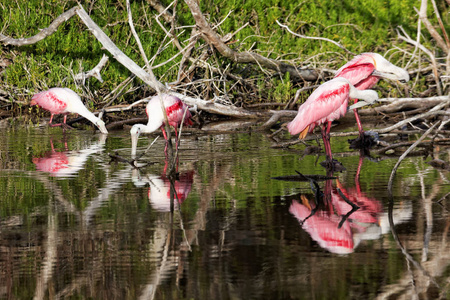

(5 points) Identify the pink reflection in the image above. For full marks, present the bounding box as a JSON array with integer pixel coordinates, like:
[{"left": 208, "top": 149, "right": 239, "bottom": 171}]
[
  {"left": 289, "top": 155, "right": 383, "bottom": 254},
  {"left": 290, "top": 196, "right": 354, "bottom": 254},
  {"left": 32, "top": 135, "right": 106, "bottom": 177},
  {"left": 147, "top": 170, "right": 195, "bottom": 212},
  {"left": 33, "top": 152, "right": 70, "bottom": 175},
  {"left": 332, "top": 179, "right": 382, "bottom": 225}
]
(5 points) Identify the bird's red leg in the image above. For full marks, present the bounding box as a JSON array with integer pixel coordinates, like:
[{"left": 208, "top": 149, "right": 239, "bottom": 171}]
[
  {"left": 321, "top": 122, "right": 333, "bottom": 161},
  {"left": 352, "top": 99, "right": 364, "bottom": 137},
  {"left": 49, "top": 114, "right": 62, "bottom": 127},
  {"left": 161, "top": 127, "right": 168, "bottom": 141},
  {"left": 161, "top": 126, "right": 169, "bottom": 157}
]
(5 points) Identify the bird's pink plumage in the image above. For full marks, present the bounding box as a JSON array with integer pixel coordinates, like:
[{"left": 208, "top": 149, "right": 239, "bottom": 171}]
[
  {"left": 334, "top": 54, "right": 379, "bottom": 90},
  {"left": 31, "top": 90, "right": 68, "bottom": 114},
  {"left": 287, "top": 80, "right": 350, "bottom": 136}
]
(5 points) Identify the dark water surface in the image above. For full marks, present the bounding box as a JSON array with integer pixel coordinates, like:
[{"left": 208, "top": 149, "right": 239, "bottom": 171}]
[{"left": 0, "top": 125, "right": 449, "bottom": 299}]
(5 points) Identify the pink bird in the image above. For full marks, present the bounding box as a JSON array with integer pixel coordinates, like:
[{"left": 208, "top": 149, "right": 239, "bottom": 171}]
[
  {"left": 287, "top": 77, "right": 378, "bottom": 167},
  {"left": 30, "top": 87, "right": 108, "bottom": 134},
  {"left": 334, "top": 53, "right": 409, "bottom": 141},
  {"left": 130, "top": 94, "right": 193, "bottom": 157}
]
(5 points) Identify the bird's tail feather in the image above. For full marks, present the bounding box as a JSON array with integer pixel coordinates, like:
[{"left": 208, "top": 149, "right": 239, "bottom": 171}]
[{"left": 298, "top": 126, "right": 309, "bottom": 140}]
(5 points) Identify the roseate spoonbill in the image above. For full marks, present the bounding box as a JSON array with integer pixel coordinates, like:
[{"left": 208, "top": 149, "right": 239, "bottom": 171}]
[
  {"left": 130, "top": 94, "right": 192, "bottom": 157},
  {"left": 287, "top": 77, "right": 378, "bottom": 168},
  {"left": 334, "top": 53, "right": 409, "bottom": 142},
  {"left": 30, "top": 87, "right": 108, "bottom": 134}
]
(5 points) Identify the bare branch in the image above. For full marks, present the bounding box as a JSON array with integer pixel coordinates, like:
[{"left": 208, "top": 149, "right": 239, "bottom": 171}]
[
  {"left": 184, "top": 0, "right": 318, "bottom": 82},
  {"left": 0, "top": 7, "right": 79, "bottom": 46},
  {"left": 127, "top": 0, "right": 150, "bottom": 69},
  {"left": 417, "top": 0, "right": 449, "bottom": 54},
  {"left": 75, "top": 5, "right": 166, "bottom": 93},
  {"left": 74, "top": 54, "right": 109, "bottom": 84},
  {"left": 388, "top": 122, "right": 440, "bottom": 191},
  {"left": 397, "top": 26, "right": 442, "bottom": 95},
  {"left": 146, "top": 0, "right": 174, "bottom": 23},
  {"left": 276, "top": 20, "right": 355, "bottom": 55}
]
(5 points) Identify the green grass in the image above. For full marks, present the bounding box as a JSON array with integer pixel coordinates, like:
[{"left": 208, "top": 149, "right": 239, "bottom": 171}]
[{"left": 0, "top": 0, "right": 443, "bottom": 106}]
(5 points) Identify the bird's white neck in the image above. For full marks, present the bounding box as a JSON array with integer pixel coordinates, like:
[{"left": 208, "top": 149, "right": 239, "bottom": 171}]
[
  {"left": 141, "top": 119, "right": 164, "bottom": 134},
  {"left": 77, "top": 106, "right": 100, "bottom": 124}
]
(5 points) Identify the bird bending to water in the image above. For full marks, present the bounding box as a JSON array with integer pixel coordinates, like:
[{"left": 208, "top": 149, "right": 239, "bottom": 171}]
[
  {"left": 334, "top": 52, "right": 409, "bottom": 143},
  {"left": 287, "top": 77, "right": 378, "bottom": 169},
  {"left": 130, "top": 94, "right": 193, "bottom": 157},
  {"left": 31, "top": 87, "right": 108, "bottom": 134}
]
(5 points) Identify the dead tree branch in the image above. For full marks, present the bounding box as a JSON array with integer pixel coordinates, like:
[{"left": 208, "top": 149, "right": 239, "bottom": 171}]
[
  {"left": 0, "top": 7, "right": 79, "bottom": 46},
  {"left": 397, "top": 26, "right": 442, "bottom": 95},
  {"left": 183, "top": 0, "right": 319, "bottom": 82},
  {"left": 75, "top": 5, "right": 165, "bottom": 92},
  {"left": 276, "top": 20, "right": 355, "bottom": 56},
  {"left": 74, "top": 54, "right": 109, "bottom": 84},
  {"left": 417, "top": 0, "right": 449, "bottom": 55}
]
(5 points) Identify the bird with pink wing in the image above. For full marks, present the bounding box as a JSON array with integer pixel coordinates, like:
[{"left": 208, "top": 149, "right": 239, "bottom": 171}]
[
  {"left": 334, "top": 52, "right": 409, "bottom": 145},
  {"left": 31, "top": 87, "right": 108, "bottom": 134},
  {"left": 130, "top": 94, "right": 193, "bottom": 158},
  {"left": 287, "top": 77, "right": 378, "bottom": 169}
]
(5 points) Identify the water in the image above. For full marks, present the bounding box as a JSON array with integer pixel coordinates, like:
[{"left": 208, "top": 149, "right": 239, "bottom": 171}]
[{"left": 0, "top": 125, "right": 449, "bottom": 299}]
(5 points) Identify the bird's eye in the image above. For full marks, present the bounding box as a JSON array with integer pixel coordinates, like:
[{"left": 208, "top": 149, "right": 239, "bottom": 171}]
[{"left": 399, "top": 79, "right": 408, "bottom": 84}]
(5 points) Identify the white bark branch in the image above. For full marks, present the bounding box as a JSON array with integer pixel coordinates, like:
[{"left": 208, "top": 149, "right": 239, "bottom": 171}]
[{"left": 74, "top": 54, "right": 109, "bottom": 84}]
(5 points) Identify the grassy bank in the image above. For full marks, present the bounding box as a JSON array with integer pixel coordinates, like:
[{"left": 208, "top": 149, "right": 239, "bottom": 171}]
[{"left": 0, "top": 0, "right": 440, "bottom": 107}]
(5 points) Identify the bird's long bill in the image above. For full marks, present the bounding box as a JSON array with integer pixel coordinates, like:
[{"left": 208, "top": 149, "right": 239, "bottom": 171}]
[
  {"left": 372, "top": 70, "right": 409, "bottom": 82},
  {"left": 131, "top": 134, "right": 139, "bottom": 158},
  {"left": 97, "top": 123, "right": 108, "bottom": 134},
  {"left": 349, "top": 101, "right": 371, "bottom": 110}
]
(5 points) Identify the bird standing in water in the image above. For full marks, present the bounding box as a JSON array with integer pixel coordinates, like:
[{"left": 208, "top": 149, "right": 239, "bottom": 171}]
[
  {"left": 130, "top": 94, "right": 192, "bottom": 157},
  {"left": 287, "top": 77, "right": 378, "bottom": 169},
  {"left": 334, "top": 52, "right": 409, "bottom": 144},
  {"left": 31, "top": 87, "right": 108, "bottom": 134}
]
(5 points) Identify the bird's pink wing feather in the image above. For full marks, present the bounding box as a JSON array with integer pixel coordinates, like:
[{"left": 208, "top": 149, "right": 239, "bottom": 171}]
[
  {"left": 334, "top": 63, "right": 376, "bottom": 87},
  {"left": 31, "top": 90, "right": 68, "bottom": 114},
  {"left": 147, "top": 95, "right": 193, "bottom": 127},
  {"left": 287, "top": 80, "right": 350, "bottom": 135}
]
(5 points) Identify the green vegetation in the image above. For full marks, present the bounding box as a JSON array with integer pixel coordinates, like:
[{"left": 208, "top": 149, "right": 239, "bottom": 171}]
[{"left": 0, "top": 0, "right": 445, "bottom": 107}]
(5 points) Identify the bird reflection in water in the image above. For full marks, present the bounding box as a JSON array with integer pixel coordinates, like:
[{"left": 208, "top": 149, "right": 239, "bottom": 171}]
[
  {"left": 132, "top": 156, "right": 194, "bottom": 212},
  {"left": 289, "top": 154, "right": 382, "bottom": 254},
  {"left": 32, "top": 134, "right": 107, "bottom": 178}
]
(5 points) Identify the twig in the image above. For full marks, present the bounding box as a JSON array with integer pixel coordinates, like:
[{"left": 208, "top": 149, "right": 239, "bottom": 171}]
[
  {"left": 184, "top": 0, "right": 318, "bottom": 82},
  {"left": 388, "top": 121, "right": 440, "bottom": 192},
  {"left": 397, "top": 25, "right": 442, "bottom": 95},
  {"left": 276, "top": 20, "right": 355, "bottom": 55},
  {"left": 126, "top": 0, "right": 150, "bottom": 69},
  {"left": 378, "top": 100, "right": 449, "bottom": 134},
  {"left": 0, "top": 7, "right": 79, "bottom": 46},
  {"left": 75, "top": 5, "right": 165, "bottom": 92},
  {"left": 74, "top": 54, "right": 109, "bottom": 84}
]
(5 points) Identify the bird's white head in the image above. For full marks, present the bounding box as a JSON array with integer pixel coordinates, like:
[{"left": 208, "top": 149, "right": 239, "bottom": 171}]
[
  {"left": 369, "top": 53, "right": 410, "bottom": 83},
  {"left": 95, "top": 119, "right": 108, "bottom": 134},
  {"left": 130, "top": 124, "right": 144, "bottom": 158}
]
